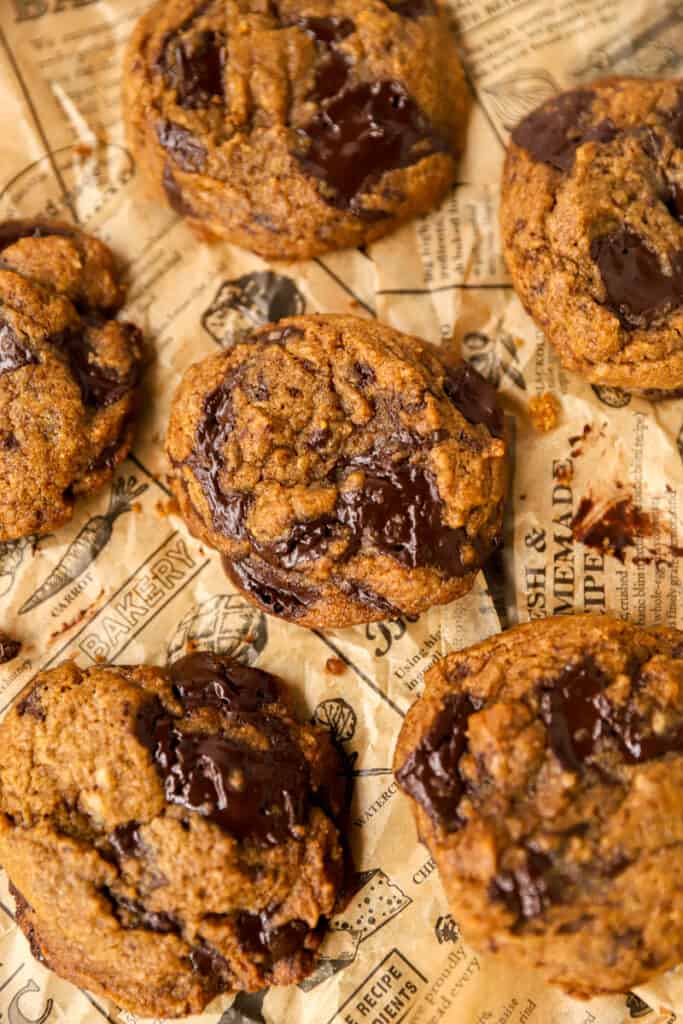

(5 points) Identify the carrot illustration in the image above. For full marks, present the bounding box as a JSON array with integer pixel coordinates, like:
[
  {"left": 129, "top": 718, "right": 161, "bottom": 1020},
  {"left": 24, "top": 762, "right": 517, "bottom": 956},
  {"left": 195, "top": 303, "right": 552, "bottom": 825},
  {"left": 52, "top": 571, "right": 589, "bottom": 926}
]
[{"left": 19, "top": 476, "right": 148, "bottom": 614}]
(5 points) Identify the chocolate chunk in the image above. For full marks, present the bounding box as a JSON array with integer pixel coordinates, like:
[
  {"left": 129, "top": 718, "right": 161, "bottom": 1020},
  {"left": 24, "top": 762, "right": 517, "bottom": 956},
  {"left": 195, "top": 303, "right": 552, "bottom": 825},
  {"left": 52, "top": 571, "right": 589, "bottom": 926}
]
[
  {"left": 162, "top": 28, "right": 224, "bottom": 109},
  {"left": 297, "top": 80, "right": 446, "bottom": 216},
  {"left": 16, "top": 686, "right": 44, "bottom": 719},
  {"left": 571, "top": 496, "right": 653, "bottom": 564},
  {"left": 512, "top": 90, "right": 617, "bottom": 172},
  {"left": 226, "top": 555, "right": 321, "bottom": 620},
  {"left": 444, "top": 362, "right": 504, "bottom": 438},
  {"left": 539, "top": 658, "right": 609, "bottom": 772},
  {"left": 540, "top": 656, "right": 683, "bottom": 768},
  {"left": 163, "top": 163, "right": 197, "bottom": 217},
  {"left": 665, "top": 88, "right": 683, "bottom": 148},
  {"left": 169, "top": 651, "right": 279, "bottom": 712},
  {"left": 490, "top": 848, "right": 556, "bottom": 921},
  {"left": 51, "top": 324, "right": 140, "bottom": 408},
  {"left": 664, "top": 181, "right": 683, "bottom": 222},
  {"left": 337, "top": 460, "right": 473, "bottom": 576},
  {"left": 156, "top": 120, "right": 207, "bottom": 172},
  {"left": 294, "top": 17, "right": 355, "bottom": 102},
  {"left": 135, "top": 696, "right": 310, "bottom": 844},
  {"left": 0, "top": 321, "right": 38, "bottom": 376},
  {"left": 396, "top": 692, "right": 482, "bottom": 831},
  {"left": 590, "top": 229, "right": 683, "bottom": 328},
  {"left": 102, "top": 887, "right": 180, "bottom": 934},
  {"left": 383, "top": 0, "right": 436, "bottom": 16},
  {"left": 237, "top": 911, "right": 308, "bottom": 964},
  {"left": 109, "top": 822, "right": 143, "bottom": 861},
  {"left": 296, "top": 16, "right": 355, "bottom": 44},
  {"left": 190, "top": 938, "right": 233, "bottom": 993},
  {"left": 0, "top": 631, "right": 21, "bottom": 664}
]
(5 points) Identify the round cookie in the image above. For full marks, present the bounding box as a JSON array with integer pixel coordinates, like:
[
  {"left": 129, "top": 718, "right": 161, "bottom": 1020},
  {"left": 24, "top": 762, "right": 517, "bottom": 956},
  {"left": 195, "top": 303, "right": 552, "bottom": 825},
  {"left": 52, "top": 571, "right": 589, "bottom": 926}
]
[
  {"left": 394, "top": 614, "right": 683, "bottom": 996},
  {"left": 0, "top": 652, "right": 345, "bottom": 1018},
  {"left": 0, "top": 220, "right": 143, "bottom": 541},
  {"left": 166, "top": 314, "right": 506, "bottom": 628},
  {"left": 123, "top": 0, "right": 467, "bottom": 260},
  {"left": 501, "top": 78, "right": 683, "bottom": 391}
]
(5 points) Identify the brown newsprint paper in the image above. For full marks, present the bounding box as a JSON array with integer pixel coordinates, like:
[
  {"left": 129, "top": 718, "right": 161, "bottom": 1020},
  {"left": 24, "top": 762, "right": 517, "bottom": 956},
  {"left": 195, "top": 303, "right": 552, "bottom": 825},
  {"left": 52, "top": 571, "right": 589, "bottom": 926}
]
[{"left": 0, "top": 1, "right": 681, "bottom": 1022}]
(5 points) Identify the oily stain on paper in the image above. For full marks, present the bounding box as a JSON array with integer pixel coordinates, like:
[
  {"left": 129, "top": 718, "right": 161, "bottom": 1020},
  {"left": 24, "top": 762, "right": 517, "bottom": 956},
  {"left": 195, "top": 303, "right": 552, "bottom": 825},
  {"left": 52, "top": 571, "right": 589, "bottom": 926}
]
[{"left": 571, "top": 494, "right": 683, "bottom": 565}]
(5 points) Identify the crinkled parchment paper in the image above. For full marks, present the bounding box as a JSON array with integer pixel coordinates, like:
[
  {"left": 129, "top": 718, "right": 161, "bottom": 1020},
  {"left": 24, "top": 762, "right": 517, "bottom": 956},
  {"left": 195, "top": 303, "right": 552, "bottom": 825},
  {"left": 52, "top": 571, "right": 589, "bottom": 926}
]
[{"left": 0, "top": 1, "right": 681, "bottom": 1022}]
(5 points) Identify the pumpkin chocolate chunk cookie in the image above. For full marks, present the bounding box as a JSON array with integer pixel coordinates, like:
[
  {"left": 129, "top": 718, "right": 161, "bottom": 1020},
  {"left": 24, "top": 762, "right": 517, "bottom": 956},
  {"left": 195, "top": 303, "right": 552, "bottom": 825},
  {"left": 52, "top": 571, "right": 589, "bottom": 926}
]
[
  {"left": 166, "top": 315, "right": 506, "bottom": 628},
  {"left": 395, "top": 614, "right": 683, "bottom": 996},
  {"left": 0, "top": 220, "right": 143, "bottom": 541},
  {"left": 0, "top": 652, "right": 345, "bottom": 1017},
  {"left": 501, "top": 78, "right": 683, "bottom": 391},
  {"left": 123, "top": 0, "right": 467, "bottom": 259}
]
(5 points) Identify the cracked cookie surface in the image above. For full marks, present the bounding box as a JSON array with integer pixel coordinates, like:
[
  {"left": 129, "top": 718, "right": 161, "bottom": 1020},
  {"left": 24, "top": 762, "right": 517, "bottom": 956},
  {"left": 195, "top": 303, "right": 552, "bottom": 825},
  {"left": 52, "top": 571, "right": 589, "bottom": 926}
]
[
  {"left": 0, "top": 220, "right": 142, "bottom": 541},
  {"left": 166, "top": 314, "right": 506, "bottom": 628},
  {"left": 0, "top": 652, "right": 345, "bottom": 1018},
  {"left": 501, "top": 78, "right": 683, "bottom": 390},
  {"left": 123, "top": 0, "right": 466, "bottom": 259},
  {"left": 394, "top": 614, "right": 683, "bottom": 996}
]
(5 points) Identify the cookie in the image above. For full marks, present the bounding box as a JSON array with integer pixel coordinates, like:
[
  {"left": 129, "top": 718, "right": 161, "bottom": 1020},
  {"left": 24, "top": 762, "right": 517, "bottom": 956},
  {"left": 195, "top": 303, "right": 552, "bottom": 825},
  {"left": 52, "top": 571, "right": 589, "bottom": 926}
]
[
  {"left": 501, "top": 78, "right": 683, "bottom": 391},
  {"left": 166, "top": 314, "right": 506, "bottom": 629},
  {"left": 0, "top": 652, "right": 345, "bottom": 1017},
  {"left": 394, "top": 614, "right": 683, "bottom": 996},
  {"left": 0, "top": 220, "right": 143, "bottom": 541},
  {"left": 123, "top": 0, "right": 467, "bottom": 260}
]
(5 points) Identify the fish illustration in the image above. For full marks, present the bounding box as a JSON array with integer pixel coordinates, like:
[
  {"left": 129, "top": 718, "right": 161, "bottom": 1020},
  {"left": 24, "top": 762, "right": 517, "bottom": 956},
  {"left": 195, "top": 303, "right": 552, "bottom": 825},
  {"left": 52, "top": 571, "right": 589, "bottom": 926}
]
[
  {"left": 202, "top": 271, "right": 305, "bottom": 350},
  {"left": 19, "top": 476, "right": 148, "bottom": 614},
  {"left": 481, "top": 69, "right": 558, "bottom": 130},
  {"left": 462, "top": 330, "right": 526, "bottom": 392}
]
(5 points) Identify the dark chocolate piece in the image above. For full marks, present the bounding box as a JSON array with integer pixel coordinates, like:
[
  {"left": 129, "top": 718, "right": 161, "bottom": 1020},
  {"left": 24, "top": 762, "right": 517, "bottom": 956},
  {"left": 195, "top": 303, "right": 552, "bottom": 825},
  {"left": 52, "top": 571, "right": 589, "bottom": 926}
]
[
  {"left": 297, "top": 80, "right": 446, "bottom": 216},
  {"left": 512, "top": 90, "right": 617, "bottom": 172},
  {"left": 102, "top": 887, "right": 180, "bottom": 934},
  {"left": 109, "top": 822, "right": 143, "bottom": 861},
  {"left": 383, "top": 0, "right": 436, "bottom": 15},
  {"left": 16, "top": 685, "right": 43, "bottom": 719},
  {"left": 0, "top": 631, "right": 21, "bottom": 664},
  {"left": 135, "top": 696, "right": 310, "bottom": 844},
  {"left": 396, "top": 692, "right": 482, "bottom": 831},
  {"left": 226, "top": 555, "right": 321, "bottom": 620},
  {"left": 156, "top": 120, "right": 207, "bottom": 172},
  {"left": 237, "top": 910, "right": 308, "bottom": 963},
  {"left": 162, "top": 28, "right": 224, "bottom": 109},
  {"left": 444, "top": 362, "right": 504, "bottom": 438},
  {"left": 0, "top": 322, "right": 38, "bottom": 376},
  {"left": 50, "top": 324, "right": 140, "bottom": 408},
  {"left": 490, "top": 848, "right": 556, "bottom": 921},
  {"left": 295, "top": 17, "right": 355, "bottom": 103},
  {"left": 590, "top": 229, "right": 683, "bottom": 329},
  {"left": 540, "top": 656, "right": 683, "bottom": 769},
  {"left": 169, "top": 651, "right": 279, "bottom": 711},
  {"left": 189, "top": 938, "right": 233, "bottom": 993}
]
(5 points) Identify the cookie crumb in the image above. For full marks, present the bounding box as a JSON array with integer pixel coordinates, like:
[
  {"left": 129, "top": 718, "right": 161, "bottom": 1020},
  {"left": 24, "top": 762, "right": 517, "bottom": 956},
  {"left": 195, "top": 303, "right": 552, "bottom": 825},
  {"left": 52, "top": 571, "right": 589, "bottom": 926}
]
[
  {"left": 155, "top": 497, "right": 180, "bottom": 517},
  {"left": 325, "top": 657, "right": 347, "bottom": 676},
  {"left": 528, "top": 392, "right": 561, "bottom": 432},
  {"left": 0, "top": 632, "right": 21, "bottom": 664}
]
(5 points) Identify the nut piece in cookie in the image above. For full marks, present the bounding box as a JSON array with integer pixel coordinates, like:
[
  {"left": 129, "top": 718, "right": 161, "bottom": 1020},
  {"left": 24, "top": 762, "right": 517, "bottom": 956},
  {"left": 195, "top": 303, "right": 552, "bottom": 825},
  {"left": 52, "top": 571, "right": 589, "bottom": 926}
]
[
  {"left": 123, "top": 0, "right": 468, "bottom": 259},
  {"left": 394, "top": 613, "right": 683, "bottom": 996},
  {"left": 166, "top": 314, "right": 506, "bottom": 629},
  {"left": 0, "top": 219, "right": 143, "bottom": 541},
  {"left": 501, "top": 78, "right": 683, "bottom": 391},
  {"left": 0, "top": 652, "right": 345, "bottom": 1018}
]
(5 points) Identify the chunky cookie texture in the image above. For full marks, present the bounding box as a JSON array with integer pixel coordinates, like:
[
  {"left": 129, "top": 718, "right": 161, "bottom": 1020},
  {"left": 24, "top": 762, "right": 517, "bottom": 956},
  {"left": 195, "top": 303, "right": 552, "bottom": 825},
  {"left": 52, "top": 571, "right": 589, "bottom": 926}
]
[
  {"left": 0, "top": 220, "right": 142, "bottom": 541},
  {"left": 123, "top": 0, "right": 466, "bottom": 259},
  {"left": 166, "top": 315, "right": 506, "bottom": 628},
  {"left": 0, "top": 653, "right": 345, "bottom": 1018},
  {"left": 501, "top": 78, "right": 683, "bottom": 391},
  {"left": 394, "top": 614, "right": 683, "bottom": 997}
]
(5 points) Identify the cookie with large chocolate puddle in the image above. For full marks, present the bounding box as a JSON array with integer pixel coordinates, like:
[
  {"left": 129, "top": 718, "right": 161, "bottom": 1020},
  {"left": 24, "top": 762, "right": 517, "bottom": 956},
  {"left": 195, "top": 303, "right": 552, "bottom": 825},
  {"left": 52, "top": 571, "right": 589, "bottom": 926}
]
[
  {"left": 166, "top": 314, "right": 506, "bottom": 628},
  {"left": 123, "top": 0, "right": 467, "bottom": 259},
  {"left": 0, "top": 653, "right": 345, "bottom": 1017},
  {"left": 0, "top": 219, "right": 142, "bottom": 540},
  {"left": 395, "top": 613, "right": 683, "bottom": 997},
  {"left": 501, "top": 77, "right": 683, "bottom": 391}
]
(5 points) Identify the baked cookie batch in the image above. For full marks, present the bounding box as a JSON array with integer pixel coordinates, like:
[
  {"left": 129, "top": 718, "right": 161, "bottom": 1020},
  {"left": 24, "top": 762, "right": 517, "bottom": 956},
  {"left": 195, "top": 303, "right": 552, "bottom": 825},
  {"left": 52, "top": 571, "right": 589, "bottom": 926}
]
[{"left": 1, "top": 0, "right": 683, "bottom": 1017}]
